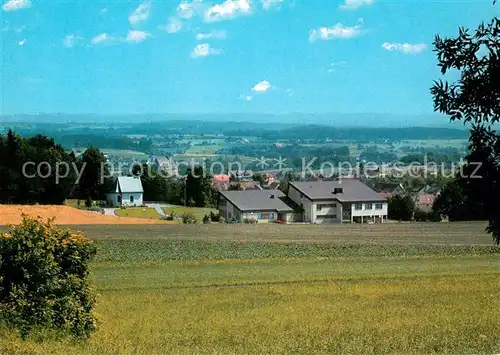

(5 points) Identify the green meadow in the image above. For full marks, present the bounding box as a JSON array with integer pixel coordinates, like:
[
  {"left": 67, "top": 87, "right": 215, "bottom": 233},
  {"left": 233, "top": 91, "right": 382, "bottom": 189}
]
[{"left": 1, "top": 223, "right": 499, "bottom": 354}]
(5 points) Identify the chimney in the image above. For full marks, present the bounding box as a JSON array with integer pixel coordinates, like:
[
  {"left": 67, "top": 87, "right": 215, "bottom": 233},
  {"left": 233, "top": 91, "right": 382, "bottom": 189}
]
[
  {"left": 270, "top": 194, "right": 275, "bottom": 199},
  {"left": 332, "top": 188, "right": 343, "bottom": 194}
]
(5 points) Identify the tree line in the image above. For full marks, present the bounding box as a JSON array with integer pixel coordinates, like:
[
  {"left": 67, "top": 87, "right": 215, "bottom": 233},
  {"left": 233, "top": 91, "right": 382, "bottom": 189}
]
[{"left": 0, "top": 130, "right": 218, "bottom": 208}]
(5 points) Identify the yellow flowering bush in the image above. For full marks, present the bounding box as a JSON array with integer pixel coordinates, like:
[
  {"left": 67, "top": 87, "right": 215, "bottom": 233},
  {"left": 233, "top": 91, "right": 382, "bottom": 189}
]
[{"left": 0, "top": 215, "right": 97, "bottom": 339}]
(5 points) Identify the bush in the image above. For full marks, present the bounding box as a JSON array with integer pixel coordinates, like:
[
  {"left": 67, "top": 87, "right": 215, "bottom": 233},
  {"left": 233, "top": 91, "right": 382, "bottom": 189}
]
[
  {"left": 0, "top": 216, "right": 97, "bottom": 339},
  {"left": 181, "top": 213, "right": 197, "bottom": 224},
  {"left": 414, "top": 209, "right": 442, "bottom": 222},
  {"left": 244, "top": 218, "right": 258, "bottom": 224},
  {"left": 85, "top": 197, "right": 93, "bottom": 208},
  {"left": 219, "top": 216, "right": 226, "bottom": 224},
  {"left": 86, "top": 206, "right": 104, "bottom": 214},
  {"left": 203, "top": 214, "right": 211, "bottom": 224},
  {"left": 161, "top": 213, "right": 175, "bottom": 221},
  {"left": 209, "top": 212, "right": 220, "bottom": 222}
]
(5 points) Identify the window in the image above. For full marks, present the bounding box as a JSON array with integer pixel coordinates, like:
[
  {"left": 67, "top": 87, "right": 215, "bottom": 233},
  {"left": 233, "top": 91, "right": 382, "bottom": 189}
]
[
  {"left": 317, "top": 203, "right": 336, "bottom": 211},
  {"left": 117, "top": 195, "right": 122, "bottom": 203},
  {"left": 375, "top": 203, "right": 383, "bottom": 210},
  {"left": 365, "top": 203, "right": 373, "bottom": 210},
  {"left": 260, "top": 213, "right": 270, "bottom": 220},
  {"left": 130, "top": 195, "right": 134, "bottom": 203},
  {"left": 354, "top": 203, "right": 363, "bottom": 210},
  {"left": 269, "top": 212, "right": 274, "bottom": 219},
  {"left": 322, "top": 215, "right": 337, "bottom": 219}
]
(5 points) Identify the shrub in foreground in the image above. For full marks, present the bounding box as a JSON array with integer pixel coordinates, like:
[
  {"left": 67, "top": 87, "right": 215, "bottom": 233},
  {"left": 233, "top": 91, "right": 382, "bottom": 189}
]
[{"left": 0, "top": 215, "right": 97, "bottom": 339}]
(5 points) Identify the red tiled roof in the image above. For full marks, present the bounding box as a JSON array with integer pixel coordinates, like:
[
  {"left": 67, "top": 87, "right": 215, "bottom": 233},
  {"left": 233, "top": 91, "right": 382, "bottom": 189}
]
[
  {"left": 417, "top": 194, "right": 436, "bottom": 205},
  {"left": 378, "top": 192, "right": 393, "bottom": 199},
  {"left": 213, "top": 174, "right": 230, "bottom": 182}
]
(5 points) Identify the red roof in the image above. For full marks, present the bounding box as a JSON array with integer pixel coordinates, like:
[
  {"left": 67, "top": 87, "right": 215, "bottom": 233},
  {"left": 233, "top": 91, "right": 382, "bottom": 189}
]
[
  {"left": 213, "top": 174, "right": 230, "bottom": 182},
  {"left": 417, "top": 194, "right": 436, "bottom": 205},
  {"left": 378, "top": 192, "right": 393, "bottom": 200}
]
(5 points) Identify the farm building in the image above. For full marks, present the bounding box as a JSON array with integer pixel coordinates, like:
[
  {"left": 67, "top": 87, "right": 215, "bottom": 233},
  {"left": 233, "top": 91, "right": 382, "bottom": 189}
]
[
  {"left": 106, "top": 176, "right": 144, "bottom": 207},
  {"left": 218, "top": 190, "right": 294, "bottom": 223},
  {"left": 287, "top": 180, "right": 388, "bottom": 224}
]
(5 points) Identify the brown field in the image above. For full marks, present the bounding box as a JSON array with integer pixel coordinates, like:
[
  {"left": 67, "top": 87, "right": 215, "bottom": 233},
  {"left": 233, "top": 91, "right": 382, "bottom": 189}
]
[
  {"left": 0, "top": 205, "right": 171, "bottom": 225},
  {"left": 55, "top": 221, "right": 493, "bottom": 245}
]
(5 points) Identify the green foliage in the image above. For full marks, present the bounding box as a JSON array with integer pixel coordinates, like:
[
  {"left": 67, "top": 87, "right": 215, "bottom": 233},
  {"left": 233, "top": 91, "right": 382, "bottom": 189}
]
[
  {"left": 0, "top": 216, "right": 97, "bottom": 339},
  {"left": 85, "top": 197, "right": 93, "bottom": 208},
  {"left": 431, "top": 6, "right": 500, "bottom": 244},
  {"left": 228, "top": 183, "right": 242, "bottom": 191},
  {"left": 181, "top": 213, "right": 197, "bottom": 224},
  {"left": 0, "top": 130, "right": 77, "bottom": 204},
  {"left": 243, "top": 218, "right": 258, "bottom": 224},
  {"left": 252, "top": 173, "right": 266, "bottom": 186},
  {"left": 388, "top": 195, "right": 415, "bottom": 221},
  {"left": 414, "top": 209, "right": 441, "bottom": 222},
  {"left": 185, "top": 166, "right": 218, "bottom": 207},
  {"left": 92, "top": 239, "right": 500, "bottom": 264},
  {"left": 209, "top": 211, "right": 220, "bottom": 222},
  {"left": 77, "top": 147, "right": 109, "bottom": 201},
  {"left": 202, "top": 214, "right": 211, "bottom": 224}
]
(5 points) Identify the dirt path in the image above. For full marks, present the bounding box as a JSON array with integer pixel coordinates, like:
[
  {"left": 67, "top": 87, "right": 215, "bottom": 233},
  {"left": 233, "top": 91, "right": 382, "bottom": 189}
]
[{"left": 0, "top": 205, "right": 171, "bottom": 225}]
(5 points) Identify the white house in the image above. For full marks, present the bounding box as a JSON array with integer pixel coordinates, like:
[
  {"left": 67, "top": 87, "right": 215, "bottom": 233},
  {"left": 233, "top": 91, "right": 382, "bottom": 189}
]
[
  {"left": 219, "top": 190, "right": 294, "bottom": 223},
  {"left": 287, "top": 180, "right": 388, "bottom": 224},
  {"left": 106, "top": 176, "right": 144, "bottom": 207}
]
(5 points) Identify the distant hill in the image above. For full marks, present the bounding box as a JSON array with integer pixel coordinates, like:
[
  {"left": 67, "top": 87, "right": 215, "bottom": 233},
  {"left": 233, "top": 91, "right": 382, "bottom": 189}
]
[{"left": 0, "top": 113, "right": 469, "bottom": 129}]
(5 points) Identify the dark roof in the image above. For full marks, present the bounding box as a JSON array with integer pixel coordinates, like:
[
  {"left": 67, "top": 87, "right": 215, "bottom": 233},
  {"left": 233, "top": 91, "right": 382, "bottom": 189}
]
[
  {"left": 289, "top": 180, "right": 385, "bottom": 202},
  {"left": 220, "top": 190, "right": 293, "bottom": 212}
]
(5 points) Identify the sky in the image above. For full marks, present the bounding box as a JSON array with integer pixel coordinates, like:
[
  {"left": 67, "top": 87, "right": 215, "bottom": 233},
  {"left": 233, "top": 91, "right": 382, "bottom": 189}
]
[{"left": 0, "top": 0, "right": 497, "bottom": 116}]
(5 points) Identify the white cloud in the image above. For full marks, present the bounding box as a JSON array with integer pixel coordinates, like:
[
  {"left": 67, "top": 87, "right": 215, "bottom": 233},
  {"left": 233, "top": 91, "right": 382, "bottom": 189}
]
[
  {"left": 91, "top": 33, "right": 113, "bottom": 45},
  {"left": 190, "top": 43, "right": 223, "bottom": 58},
  {"left": 339, "top": 0, "right": 374, "bottom": 10},
  {"left": 158, "top": 17, "right": 182, "bottom": 33},
  {"left": 244, "top": 95, "right": 253, "bottom": 101},
  {"left": 309, "top": 22, "right": 363, "bottom": 42},
  {"left": 176, "top": 0, "right": 202, "bottom": 19},
  {"left": 129, "top": 1, "right": 151, "bottom": 25},
  {"left": 252, "top": 80, "right": 272, "bottom": 93},
  {"left": 18, "top": 38, "right": 26, "bottom": 46},
  {"left": 2, "top": 0, "right": 31, "bottom": 12},
  {"left": 196, "top": 30, "right": 227, "bottom": 40},
  {"left": 382, "top": 42, "right": 428, "bottom": 54},
  {"left": 14, "top": 25, "right": 26, "bottom": 33},
  {"left": 328, "top": 61, "right": 347, "bottom": 72},
  {"left": 63, "top": 34, "right": 83, "bottom": 48},
  {"left": 125, "top": 30, "right": 152, "bottom": 43},
  {"left": 204, "top": 0, "right": 251, "bottom": 22},
  {"left": 262, "top": 0, "right": 283, "bottom": 10}
]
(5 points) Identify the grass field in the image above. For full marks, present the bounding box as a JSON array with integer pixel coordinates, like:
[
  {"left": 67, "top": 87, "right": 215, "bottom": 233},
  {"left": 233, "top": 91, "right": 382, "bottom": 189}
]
[
  {"left": 161, "top": 205, "right": 216, "bottom": 220},
  {"left": 1, "top": 222, "right": 499, "bottom": 354},
  {"left": 101, "top": 149, "right": 148, "bottom": 159},
  {"left": 114, "top": 207, "right": 162, "bottom": 219}
]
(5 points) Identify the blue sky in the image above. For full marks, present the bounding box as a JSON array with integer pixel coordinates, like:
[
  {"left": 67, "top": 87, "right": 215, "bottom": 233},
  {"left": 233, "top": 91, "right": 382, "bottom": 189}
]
[{"left": 1, "top": 0, "right": 497, "bottom": 115}]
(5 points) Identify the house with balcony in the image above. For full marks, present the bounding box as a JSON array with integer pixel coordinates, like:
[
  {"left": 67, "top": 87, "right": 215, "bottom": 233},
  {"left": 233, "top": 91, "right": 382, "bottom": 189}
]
[{"left": 287, "top": 180, "right": 388, "bottom": 224}]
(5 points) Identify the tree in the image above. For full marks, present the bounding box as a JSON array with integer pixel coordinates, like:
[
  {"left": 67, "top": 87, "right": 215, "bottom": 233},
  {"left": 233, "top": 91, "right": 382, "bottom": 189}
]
[
  {"left": 252, "top": 173, "right": 266, "bottom": 186},
  {"left": 185, "top": 166, "right": 217, "bottom": 208},
  {"left": 388, "top": 195, "right": 415, "bottom": 221},
  {"left": 431, "top": 3, "right": 500, "bottom": 243},
  {"left": 77, "top": 147, "right": 108, "bottom": 201},
  {"left": 0, "top": 131, "right": 77, "bottom": 204}
]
